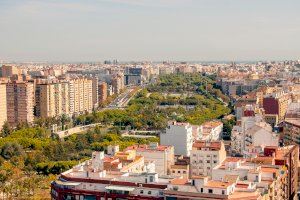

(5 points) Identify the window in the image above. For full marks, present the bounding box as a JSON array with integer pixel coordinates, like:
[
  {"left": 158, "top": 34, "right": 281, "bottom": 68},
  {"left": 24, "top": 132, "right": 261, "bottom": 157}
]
[
  {"left": 207, "top": 155, "right": 210, "bottom": 157},
  {"left": 149, "top": 176, "right": 154, "bottom": 182},
  {"left": 178, "top": 171, "right": 180, "bottom": 173},
  {"left": 207, "top": 167, "right": 210, "bottom": 170},
  {"left": 172, "top": 170, "right": 175, "bottom": 173},
  {"left": 183, "top": 171, "right": 186, "bottom": 174},
  {"left": 140, "top": 190, "right": 144, "bottom": 194},
  {"left": 213, "top": 161, "right": 217, "bottom": 164},
  {"left": 222, "top": 190, "right": 225, "bottom": 195},
  {"left": 207, "top": 160, "right": 210, "bottom": 163},
  {"left": 208, "top": 189, "right": 213, "bottom": 193},
  {"left": 192, "top": 180, "right": 195, "bottom": 186},
  {"left": 213, "top": 155, "right": 217, "bottom": 158},
  {"left": 200, "top": 188, "right": 203, "bottom": 193},
  {"left": 148, "top": 191, "right": 151, "bottom": 195}
]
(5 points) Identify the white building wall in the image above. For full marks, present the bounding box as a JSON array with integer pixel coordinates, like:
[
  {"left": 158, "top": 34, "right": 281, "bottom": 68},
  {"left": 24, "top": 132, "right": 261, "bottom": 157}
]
[{"left": 160, "top": 123, "right": 193, "bottom": 156}]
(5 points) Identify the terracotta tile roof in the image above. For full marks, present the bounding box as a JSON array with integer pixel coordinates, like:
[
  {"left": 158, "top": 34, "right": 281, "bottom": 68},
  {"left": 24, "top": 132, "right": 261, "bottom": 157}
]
[
  {"left": 224, "top": 157, "right": 243, "bottom": 163},
  {"left": 170, "top": 178, "right": 189, "bottom": 185},
  {"left": 192, "top": 140, "right": 222, "bottom": 150},
  {"left": 261, "top": 167, "right": 278, "bottom": 173},
  {"left": 205, "top": 180, "right": 232, "bottom": 189},
  {"left": 202, "top": 120, "right": 223, "bottom": 128},
  {"left": 126, "top": 144, "right": 171, "bottom": 152}
]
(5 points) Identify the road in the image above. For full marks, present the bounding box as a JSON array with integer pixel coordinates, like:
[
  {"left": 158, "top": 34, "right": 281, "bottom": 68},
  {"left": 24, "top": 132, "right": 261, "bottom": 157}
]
[
  {"left": 55, "top": 85, "right": 141, "bottom": 138},
  {"left": 106, "top": 86, "right": 140, "bottom": 109}
]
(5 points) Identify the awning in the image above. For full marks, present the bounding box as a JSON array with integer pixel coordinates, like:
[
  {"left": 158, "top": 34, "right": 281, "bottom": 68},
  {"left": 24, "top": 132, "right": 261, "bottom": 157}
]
[{"left": 105, "top": 185, "right": 135, "bottom": 192}]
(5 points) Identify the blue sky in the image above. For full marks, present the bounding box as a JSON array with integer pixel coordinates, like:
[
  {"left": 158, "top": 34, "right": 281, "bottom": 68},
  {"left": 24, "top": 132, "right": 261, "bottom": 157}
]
[{"left": 0, "top": 0, "right": 299, "bottom": 62}]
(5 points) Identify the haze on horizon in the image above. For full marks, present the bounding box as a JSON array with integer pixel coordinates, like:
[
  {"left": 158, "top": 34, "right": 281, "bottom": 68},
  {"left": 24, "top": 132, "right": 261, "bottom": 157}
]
[{"left": 0, "top": 0, "right": 299, "bottom": 62}]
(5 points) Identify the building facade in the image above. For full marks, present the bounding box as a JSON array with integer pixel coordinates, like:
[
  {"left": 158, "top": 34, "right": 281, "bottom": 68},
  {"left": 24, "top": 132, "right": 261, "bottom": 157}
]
[
  {"left": 190, "top": 141, "right": 226, "bottom": 177},
  {"left": 160, "top": 121, "right": 193, "bottom": 156},
  {"left": 6, "top": 81, "right": 34, "bottom": 126},
  {"left": 0, "top": 83, "right": 7, "bottom": 130}
]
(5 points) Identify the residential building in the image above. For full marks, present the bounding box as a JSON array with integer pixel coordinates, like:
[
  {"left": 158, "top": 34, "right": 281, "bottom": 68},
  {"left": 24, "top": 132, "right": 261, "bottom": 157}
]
[
  {"left": 0, "top": 83, "right": 7, "bottom": 130},
  {"left": 190, "top": 140, "right": 227, "bottom": 177},
  {"left": 98, "top": 82, "right": 108, "bottom": 103},
  {"left": 200, "top": 121, "right": 223, "bottom": 141},
  {"left": 231, "top": 115, "right": 278, "bottom": 155},
  {"left": 51, "top": 151, "right": 168, "bottom": 200},
  {"left": 126, "top": 142, "right": 174, "bottom": 175},
  {"left": 69, "top": 78, "right": 93, "bottom": 115},
  {"left": 281, "top": 120, "right": 300, "bottom": 146},
  {"left": 36, "top": 83, "right": 63, "bottom": 118},
  {"left": 111, "top": 73, "right": 124, "bottom": 94},
  {"left": 170, "top": 155, "right": 190, "bottom": 179},
  {"left": 6, "top": 81, "right": 34, "bottom": 126},
  {"left": 263, "top": 91, "right": 291, "bottom": 124},
  {"left": 60, "top": 81, "right": 70, "bottom": 115},
  {"left": 160, "top": 121, "right": 194, "bottom": 156},
  {"left": 92, "top": 77, "right": 99, "bottom": 108},
  {"left": 1, "top": 65, "right": 20, "bottom": 77}
]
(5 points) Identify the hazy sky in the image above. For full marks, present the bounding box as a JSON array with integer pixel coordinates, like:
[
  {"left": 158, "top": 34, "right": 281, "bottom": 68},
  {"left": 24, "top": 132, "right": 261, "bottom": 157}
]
[{"left": 0, "top": 0, "right": 299, "bottom": 62}]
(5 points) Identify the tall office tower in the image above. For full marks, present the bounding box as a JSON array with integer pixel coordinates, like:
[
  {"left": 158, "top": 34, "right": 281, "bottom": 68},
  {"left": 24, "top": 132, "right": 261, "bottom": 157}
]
[
  {"left": 6, "top": 81, "right": 34, "bottom": 126},
  {"left": 0, "top": 83, "right": 7, "bottom": 130},
  {"left": 98, "top": 82, "right": 108, "bottom": 103},
  {"left": 35, "top": 83, "right": 63, "bottom": 118},
  {"left": 92, "top": 77, "right": 99, "bottom": 108},
  {"left": 1, "top": 65, "right": 20, "bottom": 78},
  {"left": 69, "top": 78, "right": 93, "bottom": 115}
]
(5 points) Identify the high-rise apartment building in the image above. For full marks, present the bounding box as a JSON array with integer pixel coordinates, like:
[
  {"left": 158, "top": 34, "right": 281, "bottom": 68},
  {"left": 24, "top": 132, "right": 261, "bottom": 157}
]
[
  {"left": 69, "top": 78, "right": 93, "bottom": 114},
  {"left": 36, "top": 83, "right": 64, "bottom": 118},
  {"left": 61, "top": 81, "right": 70, "bottom": 115},
  {"left": 1, "top": 65, "right": 20, "bottom": 78},
  {"left": 6, "top": 81, "right": 34, "bottom": 126},
  {"left": 98, "top": 82, "right": 108, "bottom": 103},
  {"left": 111, "top": 73, "right": 124, "bottom": 94},
  {"left": 92, "top": 77, "right": 99, "bottom": 108},
  {"left": 0, "top": 83, "right": 7, "bottom": 130}
]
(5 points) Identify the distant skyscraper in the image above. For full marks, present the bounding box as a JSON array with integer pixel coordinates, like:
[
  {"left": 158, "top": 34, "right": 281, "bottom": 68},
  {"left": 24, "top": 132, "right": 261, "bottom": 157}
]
[{"left": 6, "top": 81, "right": 34, "bottom": 126}]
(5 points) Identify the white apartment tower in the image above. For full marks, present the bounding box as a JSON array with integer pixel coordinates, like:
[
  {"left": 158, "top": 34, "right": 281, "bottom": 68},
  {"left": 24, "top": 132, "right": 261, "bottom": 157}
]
[{"left": 160, "top": 121, "right": 193, "bottom": 156}]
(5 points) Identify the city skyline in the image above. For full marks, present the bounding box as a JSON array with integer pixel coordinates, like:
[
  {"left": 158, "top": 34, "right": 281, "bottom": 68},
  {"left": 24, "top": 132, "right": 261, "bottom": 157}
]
[{"left": 1, "top": 0, "right": 300, "bottom": 62}]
